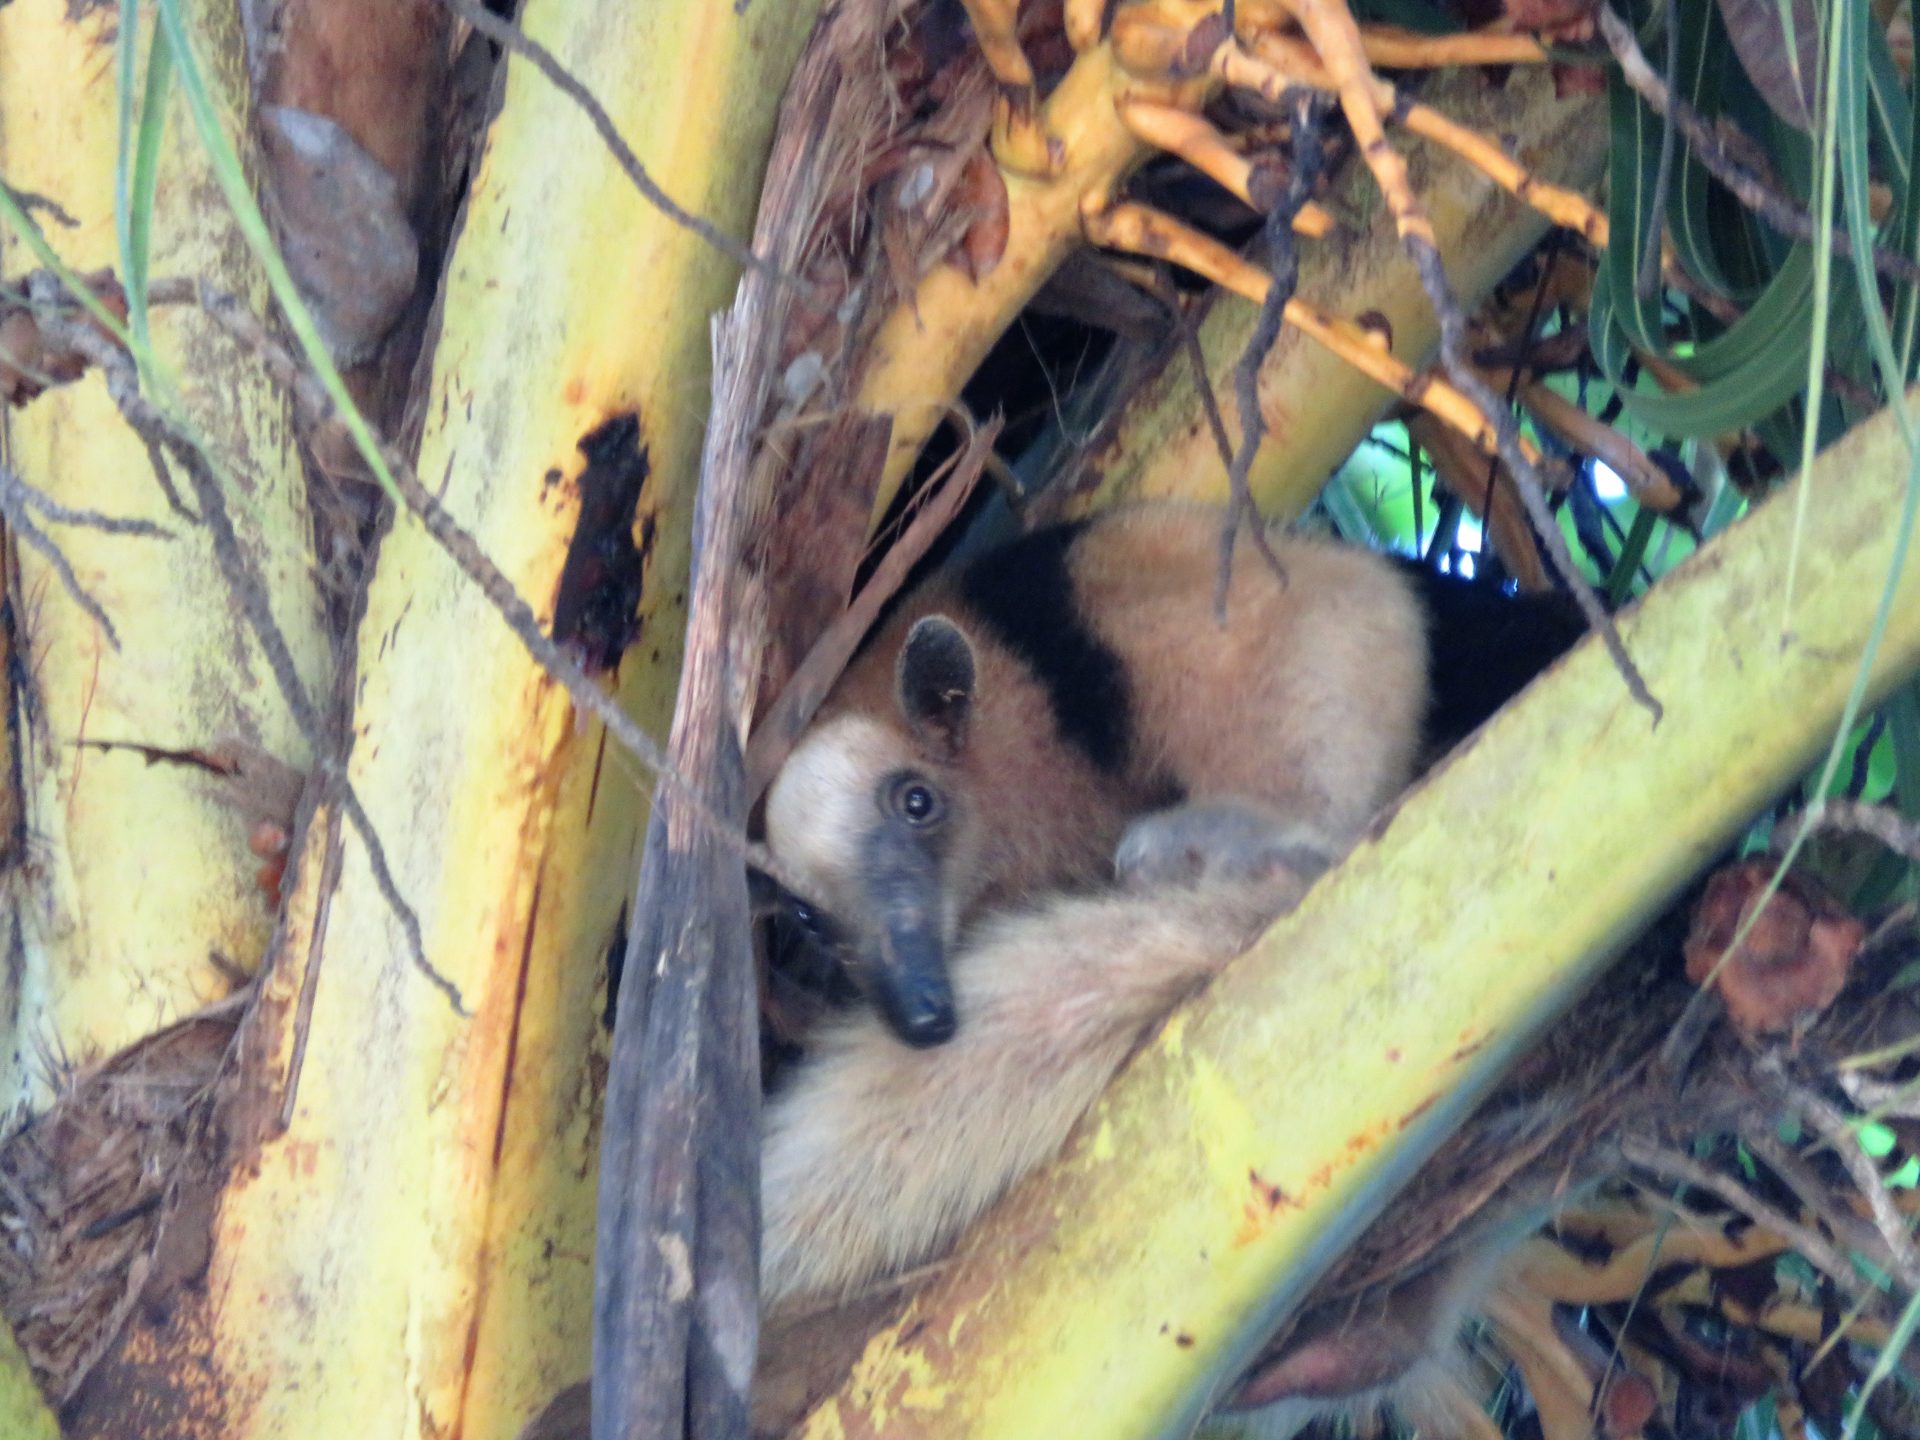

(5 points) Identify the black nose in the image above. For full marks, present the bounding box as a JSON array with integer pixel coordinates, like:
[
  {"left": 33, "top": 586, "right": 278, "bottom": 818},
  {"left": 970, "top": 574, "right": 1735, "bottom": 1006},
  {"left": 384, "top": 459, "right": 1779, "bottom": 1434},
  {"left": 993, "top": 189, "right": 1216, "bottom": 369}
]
[
  {"left": 872, "top": 960, "right": 959, "bottom": 1048},
  {"left": 897, "top": 998, "right": 957, "bottom": 1048}
]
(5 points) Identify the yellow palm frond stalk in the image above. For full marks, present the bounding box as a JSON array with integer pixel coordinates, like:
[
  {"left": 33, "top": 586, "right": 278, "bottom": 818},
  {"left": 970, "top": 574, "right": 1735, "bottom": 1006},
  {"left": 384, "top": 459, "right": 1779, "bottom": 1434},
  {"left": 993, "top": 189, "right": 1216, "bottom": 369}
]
[
  {"left": 796, "top": 389, "right": 1920, "bottom": 1438},
  {"left": 0, "top": 0, "right": 330, "bottom": 1115},
  {"left": 0, "top": 4, "right": 817, "bottom": 1437},
  {"left": 0, "top": 1314, "right": 57, "bottom": 1439},
  {"left": 850, "top": 0, "right": 1603, "bottom": 525}
]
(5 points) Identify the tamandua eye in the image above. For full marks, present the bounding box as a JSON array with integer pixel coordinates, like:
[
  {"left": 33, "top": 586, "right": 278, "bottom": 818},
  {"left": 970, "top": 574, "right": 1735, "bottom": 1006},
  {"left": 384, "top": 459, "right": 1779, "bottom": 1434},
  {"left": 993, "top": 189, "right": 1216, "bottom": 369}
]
[
  {"left": 790, "top": 899, "right": 823, "bottom": 934},
  {"left": 889, "top": 776, "right": 945, "bottom": 826}
]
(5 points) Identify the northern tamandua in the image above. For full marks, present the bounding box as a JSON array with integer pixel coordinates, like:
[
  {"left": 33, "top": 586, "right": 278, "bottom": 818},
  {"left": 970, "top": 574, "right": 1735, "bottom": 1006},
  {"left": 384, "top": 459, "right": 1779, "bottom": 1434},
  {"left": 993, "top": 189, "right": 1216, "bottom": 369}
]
[{"left": 761, "top": 501, "right": 1582, "bottom": 1047}]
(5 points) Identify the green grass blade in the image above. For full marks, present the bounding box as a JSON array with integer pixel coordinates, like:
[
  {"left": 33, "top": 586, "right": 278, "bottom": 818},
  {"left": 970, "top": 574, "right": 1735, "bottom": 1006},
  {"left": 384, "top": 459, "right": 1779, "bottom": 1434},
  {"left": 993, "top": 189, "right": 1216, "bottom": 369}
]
[
  {"left": 1605, "top": 504, "right": 1657, "bottom": 606},
  {"left": 113, "top": 0, "right": 139, "bottom": 293},
  {"left": 152, "top": 0, "right": 401, "bottom": 505},
  {"left": 0, "top": 186, "right": 133, "bottom": 344},
  {"left": 1894, "top": 50, "right": 1920, "bottom": 376},
  {"left": 1776, "top": 0, "right": 1920, "bottom": 979},
  {"left": 1846, "top": 1288, "right": 1920, "bottom": 1440},
  {"left": 1669, "top": 0, "right": 1741, "bottom": 295},
  {"left": 121, "top": 22, "right": 175, "bottom": 367},
  {"left": 1589, "top": 262, "right": 1822, "bottom": 435}
]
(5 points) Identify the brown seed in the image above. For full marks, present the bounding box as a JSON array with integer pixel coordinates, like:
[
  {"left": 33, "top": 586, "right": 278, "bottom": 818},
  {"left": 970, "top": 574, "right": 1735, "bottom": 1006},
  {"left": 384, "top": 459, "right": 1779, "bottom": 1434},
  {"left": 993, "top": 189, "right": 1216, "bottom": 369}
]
[{"left": 248, "top": 820, "right": 292, "bottom": 859}]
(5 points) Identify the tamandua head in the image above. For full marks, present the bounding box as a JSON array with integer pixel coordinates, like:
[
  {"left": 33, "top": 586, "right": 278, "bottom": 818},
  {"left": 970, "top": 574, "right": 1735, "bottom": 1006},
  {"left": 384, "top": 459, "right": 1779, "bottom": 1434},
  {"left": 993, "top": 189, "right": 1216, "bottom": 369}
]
[{"left": 763, "top": 615, "right": 983, "bottom": 1048}]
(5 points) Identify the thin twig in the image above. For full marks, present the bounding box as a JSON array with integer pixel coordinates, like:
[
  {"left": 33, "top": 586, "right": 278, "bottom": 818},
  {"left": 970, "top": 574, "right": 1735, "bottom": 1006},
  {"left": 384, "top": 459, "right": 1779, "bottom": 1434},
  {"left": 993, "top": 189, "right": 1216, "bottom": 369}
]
[
  {"left": 1620, "top": 1136, "right": 1880, "bottom": 1308},
  {"left": 136, "top": 433, "right": 195, "bottom": 520},
  {"left": 1278, "top": 0, "right": 1658, "bottom": 715},
  {"left": 433, "top": 0, "right": 806, "bottom": 292},
  {"left": 1793, "top": 798, "right": 1920, "bottom": 863},
  {"left": 1837, "top": 1069, "right": 1920, "bottom": 1120},
  {"left": 1217, "top": 96, "right": 1331, "bottom": 617},
  {"left": 1740, "top": 1126, "right": 1897, "bottom": 1269},
  {"left": 0, "top": 486, "right": 123, "bottom": 649},
  {"left": 0, "top": 181, "right": 77, "bottom": 228},
  {"left": 1598, "top": 5, "right": 1920, "bottom": 291},
  {"left": 1474, "top": 235, "right": 1569, "bottom": 570},
  {"left": 0, "top": 464, "right": 171, "bottom": 538},
  {"left": 1161, "top": 266, "right": 1237, "bottom": 473},
  {"left": 155, "top": 276, "right": 803, "bottom": 897},
  {"left": 1785, "top": 1078, "right": 1920, "bottom": 1293},
  {"left": 1411, "top": 222, "right": 1660, "bottom": 718},
  {"left": 41, "top": 310, "right": 467, "bottom": 1014}
]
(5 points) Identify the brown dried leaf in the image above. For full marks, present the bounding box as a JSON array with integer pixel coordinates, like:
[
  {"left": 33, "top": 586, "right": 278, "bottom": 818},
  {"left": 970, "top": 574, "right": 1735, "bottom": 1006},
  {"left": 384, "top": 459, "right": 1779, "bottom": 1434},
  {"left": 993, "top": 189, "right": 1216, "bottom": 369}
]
[
  {"left": 950, "top": 148, "right": 1010, "bottom": 280},
  {"left": 1716, "top": 0, "right": 1818, "bottom": 132},
  {"left": 262, "top": 0, "right": 447, "bottom": 207},
  {"left": 1683, "top": 860, "right": 1865, "bottom": 1035},
  {"left": 1, "top": 270, "right": 129, "bottom": 406},
  {"left": 0, "top": 309, "right": 47, "bottom": 405}
]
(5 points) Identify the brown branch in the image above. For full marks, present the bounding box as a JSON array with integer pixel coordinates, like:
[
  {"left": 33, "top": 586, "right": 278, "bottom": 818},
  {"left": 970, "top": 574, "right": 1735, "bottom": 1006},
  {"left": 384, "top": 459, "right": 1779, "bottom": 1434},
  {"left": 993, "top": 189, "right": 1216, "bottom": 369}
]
[
  {"left": 0, "top": 463, "right": 172, "bottom": 539},
  {"left": 1597, "top": 5, "right": 1920, "bottom": 291},
  {"left": 1118, "top": 100, "right": 1337, "bottom": 238},
  {"left": 1291, "top": 1, "right": 1648, "bottom": 710},
  {"left": 1786, "top": 1079, "right": 1920, "bottom": 1293},
  {"left": 1272, "top": 0, "right": 1659, "bottom": 717},
  {"left": 1228, "top": 34, "right": 1609, "bottom": 250},
  {"left": 1218, "top": 95, "right": 1330, "bottom": 616},
  {"left": 1081, "top": 202, "right": 1526, "bottom": 464}
]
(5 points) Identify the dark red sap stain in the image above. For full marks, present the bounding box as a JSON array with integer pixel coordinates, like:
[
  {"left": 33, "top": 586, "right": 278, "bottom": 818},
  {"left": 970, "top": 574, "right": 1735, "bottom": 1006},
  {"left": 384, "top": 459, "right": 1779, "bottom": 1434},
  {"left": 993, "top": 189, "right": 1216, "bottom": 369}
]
[{"left": 552, "top": 413, "right": 653, "bottom": 673}]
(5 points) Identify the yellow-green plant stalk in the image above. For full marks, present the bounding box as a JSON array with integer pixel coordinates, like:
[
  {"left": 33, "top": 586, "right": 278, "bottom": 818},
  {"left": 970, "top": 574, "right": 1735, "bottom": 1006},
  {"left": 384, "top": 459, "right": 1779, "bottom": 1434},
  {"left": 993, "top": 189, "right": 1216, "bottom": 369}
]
[
  {"left": 0, "top": 1316, "right": 57, "bottom": 1440},
  {"left": 0, "top": 0, "right": 329, "bottom": 1115},
  {"left": 13, "top": 2, "right": 820, "bottom": 1436}
]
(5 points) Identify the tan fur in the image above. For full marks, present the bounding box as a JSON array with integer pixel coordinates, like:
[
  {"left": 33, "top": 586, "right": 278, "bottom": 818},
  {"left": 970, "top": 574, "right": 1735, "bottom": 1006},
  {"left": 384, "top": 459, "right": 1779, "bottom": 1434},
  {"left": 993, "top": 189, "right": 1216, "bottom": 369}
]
[
  {"left": 763, "top": 502, "right": 1428, "bottom": 959},
  {"left": 759, "top": 870, "right": 1311, "bottom": 1307},
  {"left": 1071, "top": 507, "right": 1427, "bottom": 852}
]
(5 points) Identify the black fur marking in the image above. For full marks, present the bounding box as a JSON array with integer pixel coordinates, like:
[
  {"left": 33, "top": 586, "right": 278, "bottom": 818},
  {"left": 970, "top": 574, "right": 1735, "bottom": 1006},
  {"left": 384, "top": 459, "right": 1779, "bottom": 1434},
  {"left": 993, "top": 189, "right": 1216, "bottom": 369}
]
[
  {"left": 1394, "top": 559, "right": 1589, "bottom": 761},
  {"left": 956, "top": 522, "right": 1132, "bottom": 773},
  {"left": 897, "top": 617, "right": 976, "bottom": 758}
]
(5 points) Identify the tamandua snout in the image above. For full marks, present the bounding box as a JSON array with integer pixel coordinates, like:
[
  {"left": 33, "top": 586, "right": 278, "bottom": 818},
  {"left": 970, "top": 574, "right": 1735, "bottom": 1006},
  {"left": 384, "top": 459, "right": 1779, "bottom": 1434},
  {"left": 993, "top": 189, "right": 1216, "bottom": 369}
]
[{"left": 761, "top": 503, "right": 1435, "bottom": 1047}]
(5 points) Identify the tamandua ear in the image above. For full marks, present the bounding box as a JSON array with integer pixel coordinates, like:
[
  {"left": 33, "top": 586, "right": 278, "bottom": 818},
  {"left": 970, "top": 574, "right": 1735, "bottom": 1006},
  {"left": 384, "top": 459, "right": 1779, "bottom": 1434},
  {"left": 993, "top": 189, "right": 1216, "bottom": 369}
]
[{"left": 895, "top": 615, "right": 976, "bottom": 758}]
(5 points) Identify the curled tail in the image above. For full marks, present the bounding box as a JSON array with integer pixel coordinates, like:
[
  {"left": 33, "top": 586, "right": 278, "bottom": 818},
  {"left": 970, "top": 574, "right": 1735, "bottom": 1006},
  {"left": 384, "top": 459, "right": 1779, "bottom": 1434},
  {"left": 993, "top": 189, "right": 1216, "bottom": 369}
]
[{"left": 761, "top": 871, "right": 1310, "bottom": 1308}]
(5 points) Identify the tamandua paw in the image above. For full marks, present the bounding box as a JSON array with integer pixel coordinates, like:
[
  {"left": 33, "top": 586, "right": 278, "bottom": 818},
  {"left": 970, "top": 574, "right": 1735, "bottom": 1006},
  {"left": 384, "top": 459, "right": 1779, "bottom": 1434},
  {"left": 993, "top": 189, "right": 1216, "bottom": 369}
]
[{"left": 1113, "top": 801, "right": 1341, "bottom": 891}]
